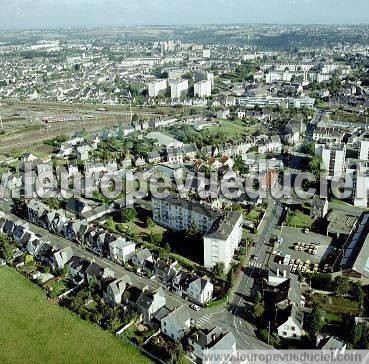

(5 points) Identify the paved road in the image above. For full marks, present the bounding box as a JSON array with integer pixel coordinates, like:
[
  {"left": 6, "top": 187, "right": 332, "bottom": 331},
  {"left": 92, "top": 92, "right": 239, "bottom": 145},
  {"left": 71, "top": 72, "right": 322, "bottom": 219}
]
[{"left": 222, "top": 200, "right": 282, "bottom": 350}]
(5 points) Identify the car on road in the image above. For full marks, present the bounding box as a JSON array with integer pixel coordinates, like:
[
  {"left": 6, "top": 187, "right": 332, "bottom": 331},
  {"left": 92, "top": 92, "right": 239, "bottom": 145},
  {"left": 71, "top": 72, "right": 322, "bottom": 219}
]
[
  {"left": 303, "top": 228, "right": 310, "bottom": 233},
  {"left": 190, "top": 304, "right": 201, "bottom": 312}
]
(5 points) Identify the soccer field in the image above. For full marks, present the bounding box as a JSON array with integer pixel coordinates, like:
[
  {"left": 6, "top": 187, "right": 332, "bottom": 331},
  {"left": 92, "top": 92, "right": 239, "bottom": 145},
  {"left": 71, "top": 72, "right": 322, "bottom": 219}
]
[{"left": 0, "top": 266, "right": 151, "bottom": 364}]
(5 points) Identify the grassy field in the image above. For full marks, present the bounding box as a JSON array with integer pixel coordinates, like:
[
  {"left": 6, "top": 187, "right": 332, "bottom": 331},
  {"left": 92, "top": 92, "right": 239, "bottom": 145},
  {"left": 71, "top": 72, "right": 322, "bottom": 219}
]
[
  {"left": 0, "top": 266, "right": 151, "bottom": 364},
  {"left": 244, "top": 208, "right": 264, "bottom": 224},
  {"left": 311, "top": 293, "right": 361, "bottom": 317},
  {"left": 285, "top": 210, "right": 313, "bottom": 229}
]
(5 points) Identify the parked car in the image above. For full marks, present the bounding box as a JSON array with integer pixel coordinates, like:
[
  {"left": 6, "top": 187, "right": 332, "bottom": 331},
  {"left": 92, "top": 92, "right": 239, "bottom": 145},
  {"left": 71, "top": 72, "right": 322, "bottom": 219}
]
[{"left": 190, "top": 304, "right": 201, "bottom": 312}]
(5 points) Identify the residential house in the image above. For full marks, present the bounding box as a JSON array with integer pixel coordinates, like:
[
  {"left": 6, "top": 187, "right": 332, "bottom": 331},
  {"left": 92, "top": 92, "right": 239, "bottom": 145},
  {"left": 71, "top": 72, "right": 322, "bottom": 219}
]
[
  {"left": 52, "top": 246, "right": 73, "bottom": 271},
  {"left": 66, "top": 197, "right": 92, "bottom": 218},
  {"left": 103, "top": 275, "right": 132, "bottom": 306},
  {"left": 187, "top": 276, "right": 213, "bottom": 305},
  {"left": 131, "top": 248, "right": 153, "bottom": 268},
  {"left": 276, "top": 303, "right": 304, "bottom": 340},
  {"left": 189, "top": 326, "right": 237, "bottom": 364},
  {"left": 155, "top": 260, "right": 181, "bottom": 288},
  {"left": 161, "top": 305, "right": 192, "bottom": 341},
  {"left": 67, "top": 256, "right": 90, "bottom": 284},
  {"left": 109, "top": 238, "right": 136, "bottom": 264},
  {"left": 85, "top": 262, "right": 115, "bottom": 285},
  {"left": 136, "top": 287, "right": 167, "bottom": 322}
]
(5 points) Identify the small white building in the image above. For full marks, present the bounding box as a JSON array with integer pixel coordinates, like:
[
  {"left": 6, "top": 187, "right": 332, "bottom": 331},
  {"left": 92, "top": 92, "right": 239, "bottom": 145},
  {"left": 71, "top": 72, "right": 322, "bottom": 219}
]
[
  {"left": 187, "top": 277, "right": 213, "bottom": 305},
  {"left": 109, "top": 238, "right": 136, "bottom": 264},
  {"left": 277, "top": 304, "right": 304, "bottom": 340},
  {"left": 161, "top": 305, "right": 191, "bottom": 341},
  {"left": 189, "top": 327, "right": 237, "bottom": 364}
]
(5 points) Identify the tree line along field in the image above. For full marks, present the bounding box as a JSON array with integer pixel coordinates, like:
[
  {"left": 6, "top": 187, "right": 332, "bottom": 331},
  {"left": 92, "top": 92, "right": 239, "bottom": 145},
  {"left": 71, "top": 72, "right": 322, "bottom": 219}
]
[{"left": 0, "top": 266, "right": 151, "bottom": 364}]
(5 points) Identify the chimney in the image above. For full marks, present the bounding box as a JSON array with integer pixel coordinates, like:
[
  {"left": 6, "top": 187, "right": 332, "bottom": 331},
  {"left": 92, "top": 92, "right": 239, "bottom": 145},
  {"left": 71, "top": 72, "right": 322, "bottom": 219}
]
[
  {"left": 276, "top": 267, "right": 280, "bottom": 277},
  {"left": 283, "top": 270, "right": 287, "bottom": 278}
]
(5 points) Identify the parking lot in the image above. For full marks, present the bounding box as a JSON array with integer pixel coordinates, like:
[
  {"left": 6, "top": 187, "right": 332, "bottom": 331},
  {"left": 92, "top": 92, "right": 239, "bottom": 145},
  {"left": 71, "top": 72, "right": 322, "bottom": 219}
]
[{"left": 272, "top": 226, "right": 337, "bottom": 273}]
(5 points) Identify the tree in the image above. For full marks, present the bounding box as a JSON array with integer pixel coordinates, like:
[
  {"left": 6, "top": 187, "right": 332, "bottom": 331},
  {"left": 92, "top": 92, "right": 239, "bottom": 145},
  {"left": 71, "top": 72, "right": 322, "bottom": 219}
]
[
  {"left": 303, "top": 141, "right": 315, "bottom": 156},
  {"left": 211, "top": 262, "right": 225, "bottom": 280},
  {"left": 309, "top": 156, "right": 323, "bottom": 178},
  {"left": 350, "top": 322, "right": 364, "bottom": 346},
  {"left": 145, "top": 217, "right": 155, "bottom": 228},
  {"left": 253, "top": 293, "right": 265, "bottom": 319},
  {"left": 227, "top": 268, "right": 235, "bottom": 286},
  {"left": 132, "top": 113, "right": 139, "bottom": 122},
  {"left": 164, "top": 243, "right": 171, "bottom": 253},
  {"left": 309, "top": 273, "right": 332, "bottom": 291},
  {"left": 334, "top": 276, "right": 350, "bottom": 296},
  {"left": 120, "top": 208, "right": 137, "bottom": 223},
  {"left": 168, "top": 343, "right": 185, "bottom": 364},
  {"left": 148, "top": 231, "right": 163, "bottom": 246},
  {"left": 0, "top": 234, "right": 13, "bottom": 263},
  {"left": 352, "top": 282, "right": 365, "bottom": 307},
  {"left": 107, "top": 316, "right": 122, "bottom": 333},
  {"left": 309, "top": 307, "right": 323, "bottom": 334}
]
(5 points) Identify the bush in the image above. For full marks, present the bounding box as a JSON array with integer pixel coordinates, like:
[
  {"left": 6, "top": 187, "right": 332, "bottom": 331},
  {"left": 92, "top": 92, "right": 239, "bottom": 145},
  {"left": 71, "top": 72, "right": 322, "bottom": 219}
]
[{"left": 120, "top": 208, "right": 137, "bottom": 223}]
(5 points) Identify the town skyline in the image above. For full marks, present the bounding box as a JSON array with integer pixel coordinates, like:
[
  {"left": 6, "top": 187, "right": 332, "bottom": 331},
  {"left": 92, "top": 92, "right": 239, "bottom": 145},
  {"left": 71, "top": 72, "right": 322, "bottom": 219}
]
[{"left": 1, "top": 0, "right": 369, "bottom": 29}]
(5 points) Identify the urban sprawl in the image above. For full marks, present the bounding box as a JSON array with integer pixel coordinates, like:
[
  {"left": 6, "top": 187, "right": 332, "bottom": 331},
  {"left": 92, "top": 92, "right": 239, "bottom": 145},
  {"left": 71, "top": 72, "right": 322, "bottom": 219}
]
[{"left": 2, "top": 24, "right": 369, "bottom": 363}]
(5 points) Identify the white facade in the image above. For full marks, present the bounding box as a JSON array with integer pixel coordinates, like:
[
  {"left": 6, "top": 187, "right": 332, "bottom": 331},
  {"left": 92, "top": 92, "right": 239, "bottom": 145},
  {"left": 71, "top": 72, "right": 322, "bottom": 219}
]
[
  {"left": 359, "top": 140, "right": 369, "bottom": 161},
  {"left": 161, "top": 306, "right": 191, "bottom": 341},
  {"left": 109, "top": 238, "right": 136, "bottom": 264},
  {"left": 187, "top": 278, "right": 213, "bottom": 305},
  {"left": 148, "top": 79, "right": 167, "bottom": 97},
  {"left": 317, "top": 73, "right": 331, "bottom": 83},
  {"left": 203, "top": 49, "right": 211, "bottom": 58},
  {"left": 348, "top": 163, "right": 369, "bottom": 208},
  {"left": 238, "top": 96, "right": 315, "bottom": 109},
  {"left": 153, "top": 197, "right": 242, "bottom": 271},
  {"left": 203, "top": 212, "right": 243, "bottom": 271},
  {"left": 152, "top": 196, "right": 217, "bottom": 234},
  {"left": 194, "top": 80, "right": 212, "bottom": 98},
  {"left": 277, "top": 316, "right": 304, "bottom": 340},
  {"left": 321, "top": 145, "right": 346, "bottom": 177},
  {"left": 170, "top": 79, "right": 189, "bottom": 99},
  {"left": 189, "top": 331, "right": 237, "bottom": 364}
]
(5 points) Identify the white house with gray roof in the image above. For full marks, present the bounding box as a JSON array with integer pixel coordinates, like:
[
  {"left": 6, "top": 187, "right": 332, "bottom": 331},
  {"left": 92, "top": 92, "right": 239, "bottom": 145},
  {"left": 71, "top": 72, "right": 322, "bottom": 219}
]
[
  {"left": 109, "top": 238, "right": 136, "bottom": 264},
  {"left": 104, "top": 275, "right": 132, "bottom": 306},
  {"left": 161, "top": 305, "right": 192, "bottom": 341},
  {"left": 187, "top": 277, "right": 213, "bottom": 305},
  {"left": 276, "top": 303, "right": 304, "bottom": 340},
  {"left": 189, "top": 326, "right": 237, "bottom": 364}
]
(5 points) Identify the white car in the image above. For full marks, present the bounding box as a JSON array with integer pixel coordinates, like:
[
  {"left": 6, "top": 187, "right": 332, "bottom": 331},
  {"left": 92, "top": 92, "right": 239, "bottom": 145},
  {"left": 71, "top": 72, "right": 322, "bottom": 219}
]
[{"left": 190, "top": 304, "right": 201, "bottom": 312}]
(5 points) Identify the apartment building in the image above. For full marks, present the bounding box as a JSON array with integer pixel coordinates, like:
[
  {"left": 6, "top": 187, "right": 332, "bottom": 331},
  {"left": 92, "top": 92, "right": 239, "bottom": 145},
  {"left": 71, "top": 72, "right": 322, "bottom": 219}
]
[
  {"left": 321, "top": 144, "right": 346, "bottom": 177},
  {"left": 203, "top": 211, "right": 243, "bottom": 271},
  {"left": 152, "top": 196, "right": 243, "bottom": 270},
  {"left": 148, "top": 79, "right": 167, "bottom": 97},
  {"left": 170, "top": 79, "right": 189, "bottom": 99},
  {"left": 359, "top": 140, "right": 369, "bottom": 161},
  {"left": 194, "top": 79, "right": 212, "bottom": 98},
  {"left": 152, "top": 196, "right": 219, "bottom": 234}
]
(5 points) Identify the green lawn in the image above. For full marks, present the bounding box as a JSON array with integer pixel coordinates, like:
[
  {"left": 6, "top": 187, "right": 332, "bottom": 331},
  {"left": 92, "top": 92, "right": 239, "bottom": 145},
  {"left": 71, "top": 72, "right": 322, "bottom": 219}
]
[
  {"left": 285, "top": 210, "right": 313, "bottom": 229},
  {"left": 244, "top": 208, "right": 264, "bottom": 224},
  {"left": 311, "top": 293, "right": 361, "bottom": 317},
  {"left": 0, "top": 266, "right": 151, "bottom": 364}
]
